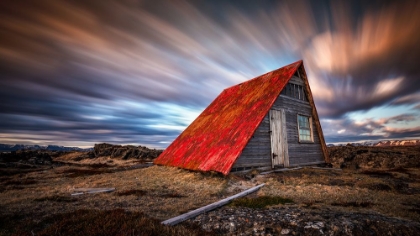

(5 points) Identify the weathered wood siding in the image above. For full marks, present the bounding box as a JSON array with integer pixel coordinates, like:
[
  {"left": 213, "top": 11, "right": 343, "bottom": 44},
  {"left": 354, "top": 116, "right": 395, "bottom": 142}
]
[
  {"left": 273, "top": 95, "right": 324, "bottom": 166},
  {"left": 232, "top": 113, "right": 271, "bottom": 169},
  {"left": 233, "top": 75, "right": 324, "bottom": 170}
]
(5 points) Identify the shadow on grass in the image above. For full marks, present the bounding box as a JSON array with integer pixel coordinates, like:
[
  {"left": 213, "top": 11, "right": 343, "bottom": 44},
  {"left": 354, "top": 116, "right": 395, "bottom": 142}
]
[
  {"left": 230, "top": 196, "right": 293, "bottom": 209},
  {"left": 2, "top": 209, "right": 214, "bottom": 236},
  {"left": 60, "top": 168, "right": 113, "bottom": 178},
  {"left": 34, "top": 195, "right": 77, "bottom": 202},
  {"left": 116, "top": 189, "right": 147, "bottom": 196},
  {"left": 331, "top": 201, "right": 372, "bottom": 208}
]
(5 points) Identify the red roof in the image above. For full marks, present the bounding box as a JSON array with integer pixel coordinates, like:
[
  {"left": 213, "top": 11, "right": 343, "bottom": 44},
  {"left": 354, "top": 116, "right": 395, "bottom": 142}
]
[{"left": 154, "top": 61, "right": 302, "bottom": 175}]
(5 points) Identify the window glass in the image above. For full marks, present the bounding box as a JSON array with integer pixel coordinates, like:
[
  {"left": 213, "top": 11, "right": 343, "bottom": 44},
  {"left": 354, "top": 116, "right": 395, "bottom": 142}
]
[{"left": 298, "top": 115, "right": 312, "bottom": 141}]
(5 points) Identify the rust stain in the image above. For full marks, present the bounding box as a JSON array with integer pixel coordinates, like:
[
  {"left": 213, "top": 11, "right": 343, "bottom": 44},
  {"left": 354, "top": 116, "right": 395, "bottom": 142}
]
[{"left": 154, "top": 61, "right": 302, "bottom": 175}]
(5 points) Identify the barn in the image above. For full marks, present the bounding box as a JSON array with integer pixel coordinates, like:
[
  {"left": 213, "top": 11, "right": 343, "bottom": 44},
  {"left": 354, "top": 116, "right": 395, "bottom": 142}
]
[{"left": 154, "top": 60, "right": 329, "bottom": 175}]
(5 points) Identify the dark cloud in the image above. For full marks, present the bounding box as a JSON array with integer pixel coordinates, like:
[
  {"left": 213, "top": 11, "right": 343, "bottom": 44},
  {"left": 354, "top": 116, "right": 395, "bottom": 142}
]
[
  {"left": 390, "top": 93, "right": 420, "bottom": 106},
  {"left": 0, "top": 0, "right": 419, "bottom": 147},
  {"left": 322, "top": 113, "right": 420, "bottom": 144}
]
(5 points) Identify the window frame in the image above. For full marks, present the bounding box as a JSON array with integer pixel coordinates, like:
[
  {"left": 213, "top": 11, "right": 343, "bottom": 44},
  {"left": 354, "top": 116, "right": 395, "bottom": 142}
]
[{"left": 297, "top": 114, "right": 314, "bottom": 143}]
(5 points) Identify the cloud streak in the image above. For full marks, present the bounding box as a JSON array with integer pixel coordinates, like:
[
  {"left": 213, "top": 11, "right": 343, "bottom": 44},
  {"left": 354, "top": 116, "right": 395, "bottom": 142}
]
[{"left": 0, "top": 0, "right": 419, "bottom": 147}]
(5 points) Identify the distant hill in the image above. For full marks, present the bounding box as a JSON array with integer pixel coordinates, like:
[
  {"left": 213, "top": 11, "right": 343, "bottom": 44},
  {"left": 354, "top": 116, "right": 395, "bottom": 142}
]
[
  {"left": 0, "top": 144, "right": 92, "bottom": 152},
  {"left": 327, "top": 139, "right": 420, "bottom": 147}
]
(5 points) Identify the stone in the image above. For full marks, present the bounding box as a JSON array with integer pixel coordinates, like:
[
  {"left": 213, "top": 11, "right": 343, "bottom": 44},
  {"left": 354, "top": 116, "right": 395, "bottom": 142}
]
[{"left": 280, "top": 228, "right": 290, "bottom": 234}]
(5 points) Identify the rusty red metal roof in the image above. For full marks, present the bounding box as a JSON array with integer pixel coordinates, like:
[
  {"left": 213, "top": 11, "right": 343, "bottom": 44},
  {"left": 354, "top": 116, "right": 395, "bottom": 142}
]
[{"left": 154, "top": 60, "right": 302, "bottom": 175}]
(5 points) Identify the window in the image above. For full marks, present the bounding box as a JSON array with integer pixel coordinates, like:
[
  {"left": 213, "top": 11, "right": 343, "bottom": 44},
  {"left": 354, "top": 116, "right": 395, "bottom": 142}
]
[
  {"left": 298, "top": 115, "right": 313, "bottom": 142},
  {"left": 281, "top": 83, "right": 307, "bottom": 101}
]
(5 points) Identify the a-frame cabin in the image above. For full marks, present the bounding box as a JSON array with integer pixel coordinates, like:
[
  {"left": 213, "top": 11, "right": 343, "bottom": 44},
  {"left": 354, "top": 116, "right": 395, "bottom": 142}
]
[{"left": 154, "top": 60, "right": 329, "bottom": 175}]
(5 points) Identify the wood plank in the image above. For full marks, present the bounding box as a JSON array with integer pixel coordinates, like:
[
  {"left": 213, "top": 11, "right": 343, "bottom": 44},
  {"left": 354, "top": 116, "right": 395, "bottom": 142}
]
[
  {"left": 233, "top": 162, "right": 271, "bottom": 168},
  {"left": 161, "top": 184, "right": 265, "bottom": 226},
  {"left": 298, "top": 65, "right": 329, "bottom": 163},
  {"left": 289, "top": 76, "right": 305, "bottom": 85},
  {"left": 281, "top": 110, "right": 289, "bottom": 167},
  {"left": 234, "top": 158, "right": 271, "bottom": 165},
  {"left": 270, "top": 110, "right": 284, "bottom": 167},
  {"left": 71, "top": 188, "right": 115, "bottom": 196}
]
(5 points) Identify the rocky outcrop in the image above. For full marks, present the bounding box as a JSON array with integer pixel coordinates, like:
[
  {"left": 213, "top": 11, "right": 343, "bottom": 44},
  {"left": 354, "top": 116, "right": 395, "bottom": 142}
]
[
  {"left": 93, "top": 143, "right": 162, "bottom": 160},
  {"left": 0, "top": 150, "right": 57, "bottom": 166},
  {"left": 327, "top": 139, "right": 420, "bottom": 147},
  {"left": 187, "top": 206, "right": 420, "bottom": 235},
  {"left": 0, "top": 143, "right": 163, "bottom": 167},
  {"left": 328, "top": 146, "right": 420, "bottom": 169}
]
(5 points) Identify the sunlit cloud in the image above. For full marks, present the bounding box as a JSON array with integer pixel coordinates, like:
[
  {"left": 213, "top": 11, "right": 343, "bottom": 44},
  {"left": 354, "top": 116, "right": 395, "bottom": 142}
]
[{"left": 0, "top": 0, "right": 419, "bottom": 147}]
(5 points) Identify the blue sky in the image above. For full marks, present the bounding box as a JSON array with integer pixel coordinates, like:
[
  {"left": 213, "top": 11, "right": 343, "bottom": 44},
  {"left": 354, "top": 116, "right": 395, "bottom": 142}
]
[{"left": 0, "top": 0, "right": 419, "bottom": 148}]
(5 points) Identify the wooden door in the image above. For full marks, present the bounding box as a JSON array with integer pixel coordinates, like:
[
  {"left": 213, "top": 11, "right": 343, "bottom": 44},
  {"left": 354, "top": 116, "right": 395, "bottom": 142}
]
[{"left": 269, "top": 109, "right": 289, "bottom": 168}]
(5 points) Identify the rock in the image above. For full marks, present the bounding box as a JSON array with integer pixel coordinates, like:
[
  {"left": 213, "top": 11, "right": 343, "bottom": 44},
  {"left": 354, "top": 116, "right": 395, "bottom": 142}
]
[
  {"left": 281, "top": 228, "right": 290, "bottom": 234},
  {"left": 93, "top": 143, "right": 163, "bottom": 160},
  {"left": 229, "top": 222, "right": 236, "bottom": 232}
]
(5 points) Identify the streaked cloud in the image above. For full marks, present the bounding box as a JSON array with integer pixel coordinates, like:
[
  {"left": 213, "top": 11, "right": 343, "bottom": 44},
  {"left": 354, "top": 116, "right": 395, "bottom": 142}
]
[{"left": 0, "top": 0, "right": 419, "bottom": 147}]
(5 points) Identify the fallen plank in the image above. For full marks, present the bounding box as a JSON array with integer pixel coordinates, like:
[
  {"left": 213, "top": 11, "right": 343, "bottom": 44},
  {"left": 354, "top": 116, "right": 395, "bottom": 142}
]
[
  {"left": 161, "top": 183, "right": 265, "bottom": 226},
  {"left": 259, "top": 167, "right": 302, "bottom": 175},
  {"left": 71, "top": 187, "right": 115, "bottom": 196}
]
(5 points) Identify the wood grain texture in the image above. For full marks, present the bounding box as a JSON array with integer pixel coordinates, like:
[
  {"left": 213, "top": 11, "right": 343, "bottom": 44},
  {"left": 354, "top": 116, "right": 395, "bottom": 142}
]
[
  {"left": 270, "top": 110, "right": 284, "bottom": 167},
  {"left": 298, "top": 65, "right": 330, "bottom": 163},
  {"left": 233, "top": 63, "right": 328, "bottom": 170}
]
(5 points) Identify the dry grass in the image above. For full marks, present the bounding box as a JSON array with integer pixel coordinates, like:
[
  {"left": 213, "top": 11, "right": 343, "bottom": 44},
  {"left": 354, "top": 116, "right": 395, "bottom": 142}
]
[
  {"left": 0, "top": 165, "right": 228, "bottom": 222},
  {"left": 55, "top": 153, "right": 146, "bottom": 167},
  {"left": 257, "top": 167, "right": 420, "bottom": 221},
  {"left": 1, "top": 158, "right": 419, "bottom": 235},
  {"left": 1, "top": 209, "right": 213, "bottom": 236}
]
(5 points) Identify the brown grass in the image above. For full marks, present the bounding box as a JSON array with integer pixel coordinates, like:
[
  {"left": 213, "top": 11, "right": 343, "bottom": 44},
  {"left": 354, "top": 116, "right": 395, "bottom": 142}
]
[
  {"left": 258, "top": 167, "right": 420, "bottom": 221},
  {"left": 0, "top": 165, "right": 228, "bottom": 222},
  {"left": 0, "top": 160, "right": 419, "bottom": 234},
  {"left": 1, "top": 209, "right": 214, "bottom": 236}
]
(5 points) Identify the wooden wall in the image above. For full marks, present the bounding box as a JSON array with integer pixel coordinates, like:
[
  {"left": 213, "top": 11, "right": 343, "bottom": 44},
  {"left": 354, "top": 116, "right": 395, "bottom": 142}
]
[
  {"left": 232, "top": 75, "right": 325, "bottom": 171},
  {"left": 231, "top": 113, "right": 271, "bottom": 170}
]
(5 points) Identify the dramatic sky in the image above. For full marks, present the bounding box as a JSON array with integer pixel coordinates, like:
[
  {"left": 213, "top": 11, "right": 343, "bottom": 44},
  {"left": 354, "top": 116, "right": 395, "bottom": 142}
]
[{"left": 1, "top": 0, "right": 420, "bottom": 148}]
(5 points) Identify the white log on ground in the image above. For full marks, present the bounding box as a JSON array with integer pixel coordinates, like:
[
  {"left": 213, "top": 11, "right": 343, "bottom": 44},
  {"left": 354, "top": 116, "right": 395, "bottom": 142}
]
[
  {"left": 161, "top": 183, "right": 265, "bottom": 226},
  {"left": 71, "top": 188, "right": 115, "bottom": 196}
]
